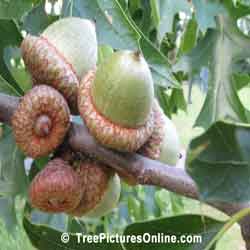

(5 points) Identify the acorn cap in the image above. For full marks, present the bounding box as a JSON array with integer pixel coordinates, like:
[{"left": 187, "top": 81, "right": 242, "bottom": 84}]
[
  {"left": 54, "top": 145, "right": 121, "bottom": 217},
  {"left": 29, "top": 158, "right": 83, "bottom": 213},
  {"left": 84, "top": 173, "right": 121, "bottom": 218},
  {"left": 12, "top": 85, "right": 70, "bottom": 158},
  {"left": 91, "top": 50, "right": 154, "bottom": 128},
  {"left": 21, "top": 17, "right": 97, "bottom": 113},
  {"left": 68, "top": 159, "right": 112, "bottom": 217},
  {"left": 139, "top": 100, "right": 181, "bottom": 165},
  {"left": 78, "top": 70, "right": 155, "bottom": 152}
]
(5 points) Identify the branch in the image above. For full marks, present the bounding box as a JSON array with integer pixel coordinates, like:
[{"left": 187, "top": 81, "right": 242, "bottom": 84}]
[
  {"left": 1, "top": 93, "right": 250, "bottom": 249},
  {"left": 68, "top": 123, "right": 199, "bottom": 199},
  {"left": 0, "top": 93, "right": 19, "bottom": 126}
]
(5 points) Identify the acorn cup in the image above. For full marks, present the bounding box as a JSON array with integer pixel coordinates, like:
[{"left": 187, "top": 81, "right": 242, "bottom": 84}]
[
  {"left": 68, "top": 158, "right": 121, "bottom": 218},
  {"left": 11, "top": 85, "right": 70, "bottom": 158},
  {"left": 29, "top": 158, "right": 83, "bottom": 213},
  {"left": 139, "top": 100, "right": 181, "bottom": 166},
  {"left": 78, "top": 50, "right": 155, "bottom": 152},
  {"left": 54, "top": 147, "right": 121, "bottom": 218},
  {"left": 21, "top": 17, "right": 98, "bottom": 114}
]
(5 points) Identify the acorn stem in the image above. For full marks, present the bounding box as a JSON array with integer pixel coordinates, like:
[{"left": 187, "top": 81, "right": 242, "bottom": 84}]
[{"left": 34, "top": 115, "right": 52, "bottom": 137}]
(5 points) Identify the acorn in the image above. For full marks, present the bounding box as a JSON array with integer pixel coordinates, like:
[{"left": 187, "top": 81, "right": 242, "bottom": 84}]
[
  {"left": 68, "top": 158, "right": 121, "bottom": 218},
  {"left": 11, "top": 85, "right": 70, "bottom": 158},
  {"left": 78, "top": 51, "right": 155, "bottom": 152},
  {"left": 29, "top": 158, "right": 83, "bottom": 213},
  {"left": 55, "top": 146, "right": 121, "bottom": 218},
  {"left": 139, "top": 100, "right": 181, "bottom": 165},
  {"left": 21, "top": 17, "right": 98, "bottom": 113}
]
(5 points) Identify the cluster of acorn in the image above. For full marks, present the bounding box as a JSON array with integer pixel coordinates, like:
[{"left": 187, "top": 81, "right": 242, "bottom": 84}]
[{"left": 11, "top": 17, "right": 180, "bottom": 218}]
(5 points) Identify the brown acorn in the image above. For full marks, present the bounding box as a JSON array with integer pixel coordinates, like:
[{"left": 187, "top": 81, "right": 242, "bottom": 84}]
[
  {"left": 12, "top": 85, "right": 70, "bottom": 158},
  {"left": 78, "top": 51, "right": 155, "bottom": 152},
  {"left": 29, "top": 158, "right": 83, "bottom": 213},
  {"left": 139, "top": 100, "right": 181, "bottom": 165},
  {"left": 55, "top": 146, "right": 121, "bottom": 218},
  {"left": 67, "top": 157, "right": 120, "bottom": 218},
  {"left": 68, "top": 158, "right": 110, "bottom": 216},
  {"left": 21, "top": 17, "right": 98, "bottom": 113}
]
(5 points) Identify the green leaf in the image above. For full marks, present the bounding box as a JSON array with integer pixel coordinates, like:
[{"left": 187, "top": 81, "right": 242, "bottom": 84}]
[
  {"left": 178, "top": 13, "right": 250, "bottom": 129},
  {"left": 0, "top": 197, "right": 17, "bottom": 233},
  {"left": 224, "top": 1, "right": 250, "bottom": 20},
  {"left": 154, "top": 190, "right": 184, "bottom": 216},
  {"left": 0, "top": 0, "right": 34, "bottom": 20},
  {"left": 187, "top": 121, "right": 250, "bottom": 203},
  {"left": 193, "top": 0, "right": 226, "bottom": 32},
  {"left": 233, "top": 73, "right": 250, "bottom": 90},
  {"left": 22, "top": 2, "right": 58, "bottom": 35},
  {"left": 178, "top": 16, "right": 198, "bottom": 56},
  {"left": 169, "top": 88, "right": 187, "bottom": 113},
  {"left": 138, "top": 31, "right": 179, "bottom": 87},
  {"left": 150, "top": 0, "right": 160, "bottom": 28},
  {"left": 127, "top": 0, "right": 141, "bottom": 16},
  {"left": 97, "top": 45, "right": 114, "bottom": 65},
  {"left": 154, "top": 0, "right": 191, "bottom": 42},
  {"left": 155, "top": 86, "right": 172, "bottom": 117},
  {"left": 176, "top": 30, "right": 215, "bottom": 77},
  {"left": 195, "top": 15, "right": 250, "bottom": 129},
  {"left": 61, "top": 0, "right": 178, "bottom": 88},
  {"left": 0, "top": 126, "right": 28, "bottom": 197},
  {"left": 0, "top": 19, "right": 23, "bottom": 95},
  {"left": 169, "top": 193, "right": 184, "bottom": 215},
  {"left": 117, "top": 0, "right": 128, "bottom": 10},
  {"left": 61, "top": 0, "right": 140, "bottom": 50},
  {"left": 132, "top": 0, "right": 152, "bottom": 37},
  {"left": 155, "top": 83, "right": 187, "bottom": 117},
  {"left": 140, "top": 186, "right": 159, "bottom": 219},
  {"left": 204, "top": 207, "right": 250, "bottom": 250},
  {"left": 123, "top": 215, "right": 223, "bottom": 250},
  {"left": 23, "top": 216, "right": 123, "bottom": 250},
  {"left": 0, "top": 74, "right": 20, "bottom": 95},
  {"left": 155, "top": 190, "right": 172, "bottom": 215},
  {"left": 3, "top": 47, "right": 32, "bottom": 93},
  {"left": 127, "top": 195, "right": 141, "bottom": 221},
  {"left": 67, "top": 218, "right": 86, "bottom": 233}
]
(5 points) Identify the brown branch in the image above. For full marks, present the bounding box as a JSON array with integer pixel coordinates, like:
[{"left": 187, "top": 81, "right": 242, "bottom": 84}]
[
  {"left": 68, "top": 123, "right": 199, "bottom": 199},
  {"left": 0, "top": 93, "right": 19, "bottom": 126},
  {"left": 1, "top": 93, "right": 250, "bottom": 249}
]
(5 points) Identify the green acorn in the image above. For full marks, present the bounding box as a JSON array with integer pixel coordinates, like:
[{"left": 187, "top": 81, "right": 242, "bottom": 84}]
[
  {"left": 21, "top": 17, "right": 97, "bottom": 113},
  {"left": 78, "top": 51, "right": 155, "bottom": 152}
]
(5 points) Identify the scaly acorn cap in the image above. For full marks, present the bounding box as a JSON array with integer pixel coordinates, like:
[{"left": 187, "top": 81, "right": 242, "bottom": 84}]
[
  {"left": 68, "top": 159, "right": 120, "bottom": 217},
  {"left": 12, "top": 85, "right": 70, "bottom": 158},
  {"left": 78, "top": 67, "right": 155, "bottom": 152},
  {"left": 29, "top": 158, "right": 83, "bottom": 213},
  {"left": 21, "top": 17, "right": 97, "bottom": 113},
  {"left": 84, "top": 173, "right": 121, "bottom": 218},
  {"left": 139, "top": 100, "right": 181, "bottom": 165}
]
